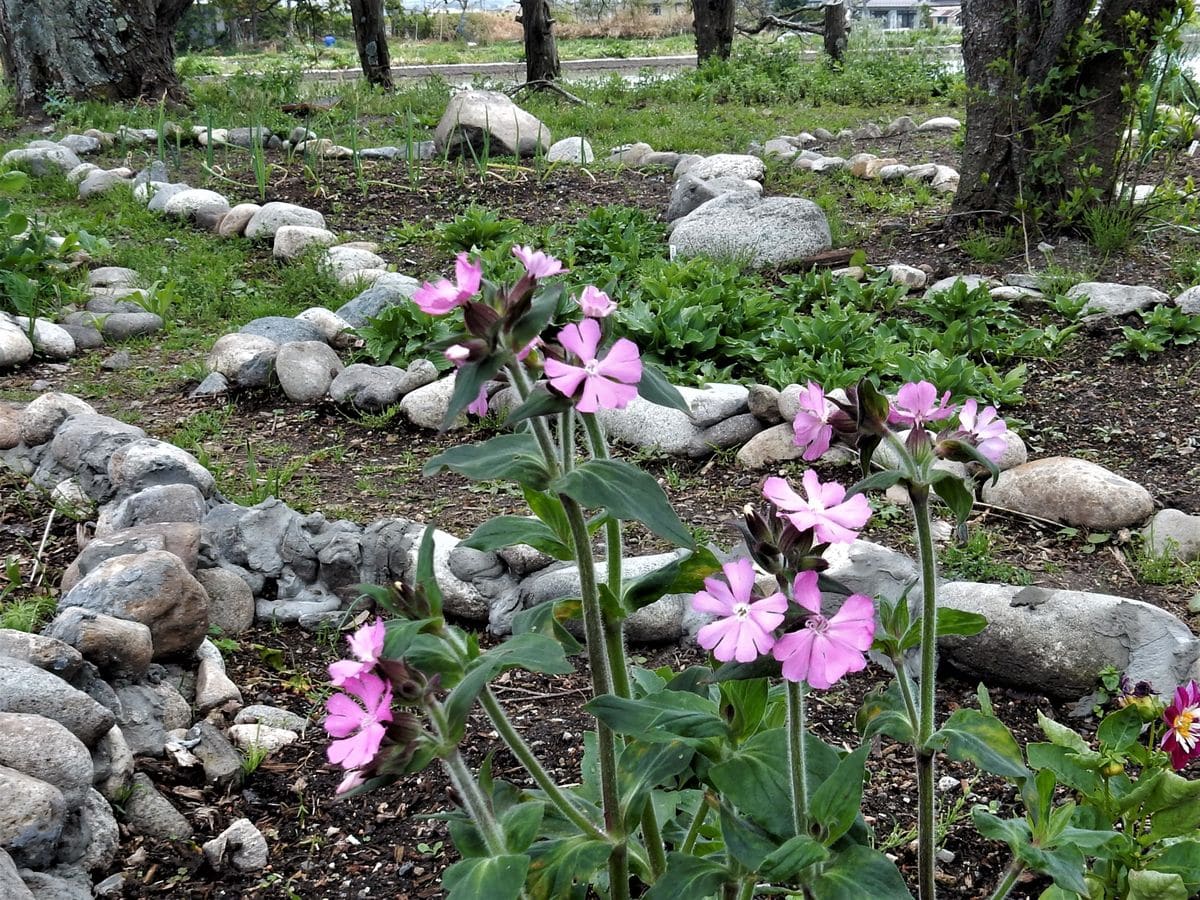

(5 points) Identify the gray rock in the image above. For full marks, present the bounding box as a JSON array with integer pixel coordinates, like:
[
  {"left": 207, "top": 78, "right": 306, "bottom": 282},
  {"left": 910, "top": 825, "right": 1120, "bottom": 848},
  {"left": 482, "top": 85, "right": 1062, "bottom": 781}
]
[
  {"left": 335, "top": 273, "right": 421, "bottom": 327},
  {"left": 206, "top": 333, "right": 279, "bottom": 389},
  {"left": 61, "top": 523, "right": 200, "bottom": 593},
  {"left": 144, "top": 182, "right": 189, "bottom": 212},
  {"left": 58, "top": 550, "right": 210, "bottom": 659},
  {"left": 670, "top": 193, "right": 831, "bottom": 267},
  {"left": 330, "top": 360, "right": 436, "bottom": 410},
  {"left": 0, "top": 631, "right": 81, "bottom": 678},
  {"left": 65, "top": 311, "right": 163, "bottom": 341},
  {"left": 272, "top": 225, "right": 337, "bottom": 260},
  {"left": 202, "top": 818, "right": 269, "bottom": 871},
  {"left": 194, "top": 643, "right": 242, "bottom": 714},
  {"left": 131, "top": 160, "right": 169, "bottom": 188},
  {"left": 762, "top": 137, "right": 799, "bottom": 160},
  {"left": 643, "top": 151, "right": 682, "bottom": 168},
  {"left": 188, "top": 722, "right": 242, "bottom": 784},
  {"left": 37, "top": 414, "right": 146, "bottom": 503},
  {"left": 0, "top": 322, "right": 34, "bottom": 368},
  {"left": 77, "top": 169, "right": 130, "bottom": 199},
  {"left": 196, "top": 568, "right": 255, "bottom": 636},
  {"left": 108, "top": 438, "right": 214, "bottom": 498},
  {"left": 746, "top": 384, "right": 783, "bottom": 424},
  {"left": 917, "top": 116, "right": 962, "bottom": 131},
  {"left": 294, "top": 308, "right": 355, "bottom": 349},
  {"left": 597, "top": 384, "right": 749, "bottom": 456},
  {"left": 216, "top": 203, "right": 261, "bottom": 238},
  {"left": 0, "top": 402, "right": 19, "bottom": 450},
  {"left": 14, "top": 870, "right": 91, "bottom": 900},
  {"left": 611, "top": 142, "right": 654, "bottom": 166},
  {"left": 924, "top": 274, "right": 995, "bottom": 298},
  {"left": 434, "top": 90, "right": 551, "bottom": 157},
  {"left": 982, "top": 457, "right": 1154, "bottom": 529},
  {"left": 123, "top": 773, "right": 192, "bottom": 840},
  {"left": 1066, "top": 282, "right": 1169, "bottom": 321},
  {"left": 275, "top": 341, "right": 343, "bottom": 403},
  {"left": 43, "top": 608, "right": 154, "bottom": 676},
  {"left": 90, "top": 726, "right": 134, "bottom": 803},
  {"left": 1143, "top": 508, "right": 1200, "bottom": 562},
  {"left": 19, "top": 394, "right": 96, "bottom": 447},
  {"left": 94, "top": 482, "right": 208, "bottom": 535},
  {"left": 496, "top": 543, "right": 555, "bottom": 577},
  {"left": 884, "top": 115, "right": 917, "bottom": 136},
  {"left": 426, "top": 529, "right": 516, "bottom": 621},
  {"left": 400, "top": 374, "right": 461, "bottom": 430},
  {"left": 1173, "top": 285, "right": 1200, "bottom": 314},
  {"left": 234, "top": 705, "right": 307, "bottom": 733},
  {"left": 321, "top": 245, "right": 387, "bottom": 280},
  {"left": 822, "top": 539, "right": 920, "bottom": 607},
  {"left": 736, "top": 422, "right": 804, "bottom": 468},
  {"left": 57, "top": 786, "right": 118, "bottom": 872},
  {"left": 853, "top": 122, "right": 883, "bottom": 141},
  {"left": 939, "top": 581, "right": 1200, "bottom": 700},
  {"left": 685, "top": 413, "right": 763, "bottom": 458},
  {"left": 886, "top": 263, "right": 927, "bottom": 291},
  {"left": 2, "top": 145, "right": 81, "bottom": 176},
  {"left": 228, "top": 723, "right": 297, "bottom": 753},
  {"left": 0, "top": 658, "right": 114, "bottom": 745},
  {"left": 994, "top": 429, "right": 1028, "bottom": 471},
  {"left": 57, "top": 324, "right": 103, "bottom": 351},
  {"left": 101, "top": 350, "right": 132, "bottom": 371},
  {"left": 10, "top": 318, "right": 75, "bottom": 360},
  {"left": 808, "top": 156, "right": 847, "bottom": 173},
  {"left": 113, "top": 678, "right": 192, "bottom": 756},
  {"left": 58, "top": 134, "right": 101, "bottom": 155},
  {"left": 0, "top": 848, "right": 33, "bottom": 899},
  {"left": 678, "top": 153, "right": 764, "bottom": 182},
  {"left": 225, "top": 126, "right": 272, "bottom": 149},
  {"left": 546, "top": 136, "right": 594, "bottom": 163},
  {"left": 0, "top": 712, "right": 93, "bottom": 805},
  {"left": 666, "top": 173, "right": 761, "bottom": 222},
  {"left": 239, "top": 316, "right": 325, "bottom": 345},
  {"left": 0, "top": 764, "right": 65, "bottom": 868},
  {"left": 162, "top": 188, "right": 230, "bottom": 221}
]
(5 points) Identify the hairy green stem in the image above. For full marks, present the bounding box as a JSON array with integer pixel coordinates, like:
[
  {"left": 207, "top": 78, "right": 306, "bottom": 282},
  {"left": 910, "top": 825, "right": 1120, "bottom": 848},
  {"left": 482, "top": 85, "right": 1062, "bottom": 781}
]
[
  {"left": 911, "top": 486, "right": 939, "bottom": 900},
  {"left": 681, "top": 794, "right": 711, "bottom": 855},
  {"left": 892, "top": 662, "right": 921, "bottom": 737},
  {"left": 988, "top": 858, "right": 1026, "bottom": 900},
  {"left": 506, "top": 362, "right": 561, "bottom": 477},
  {"left": 560, "top": 407, "right": 576, "bottom": 473},
  {"left": 479, "top": 688, "right": 607, "bottom": 842},
  {"left": 442, "top": 747, "right": 507, "bottom": 854},
  {"left": 737, "top": 875, "right": 759, "bottom": 900},
  {"left": 786, "top": 680, "right": 809, "bottom": 835}
]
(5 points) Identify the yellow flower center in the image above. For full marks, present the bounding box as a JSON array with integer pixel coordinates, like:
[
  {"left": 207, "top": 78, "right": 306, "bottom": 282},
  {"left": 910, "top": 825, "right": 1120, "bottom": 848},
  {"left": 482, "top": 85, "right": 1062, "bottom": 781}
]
[{"left": 1173, "top": 707, "right": 1199, "bottom": 749}]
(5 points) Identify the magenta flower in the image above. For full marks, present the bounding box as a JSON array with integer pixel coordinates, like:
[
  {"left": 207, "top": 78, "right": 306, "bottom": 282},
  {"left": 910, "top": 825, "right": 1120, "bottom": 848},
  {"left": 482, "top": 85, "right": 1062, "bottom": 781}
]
[
  {"left": 325, "top": 673, "right": 393, "bottom": 770},
  {"left": 444, "top": 343, "right": 470, "bottom": 366},
  {"left": 889, "top": 381, "right": 956, "bottom": 427},
  {"left": 578, "top": 285, "right": 616, "bottom": 318},
  {"left": 328, "top": 618, "right": 386, "bottom": 686},
  {"left": 516, "top": 336, "right": 542, "bottom": 362},
  {"left": 762, "top": 471, "right": 871, "bottom": 545},
  {"left": 336, "top": 770, "right": 366, "bottom": 795},
  {"left": 957, "top": 398, "right": 1008, "bottom": 463},
  {"left": 793, "top": 382, "right": 834, "bottom": 461},
  {"left": 692, "top": 558, "right": 787, "bottom": 663},
  {"left": 412, "top": 253, "right": 482, "bottom": 315},
  {"left": 772, "top": 571, "right": 876, "bottom": 689},
  {"left": 544, "top": 318, "right": 642, "bottom": 413},
  {"left": 467, "top": 385, "right": 489, "bottom": 417},
  {"left": 1161, "top": 681, "right": 1200, "bottom": 770},
  {"left": 512, "top": 245, "right": 564, "bottom": 280}
]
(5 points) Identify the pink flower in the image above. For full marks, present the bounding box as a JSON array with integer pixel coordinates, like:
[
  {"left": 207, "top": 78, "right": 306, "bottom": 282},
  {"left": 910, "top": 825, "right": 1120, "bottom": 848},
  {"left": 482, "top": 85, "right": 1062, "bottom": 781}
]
[
  {"left": 772, "top": 571, "right": 875, "bottom": 689},
  {"left": 325, "top": 673, "right": 393, "bottom": 770},
  {"left": 444, "top": 344, "right": 471, "bottom": 366},
  {"left": 442, "top": 346, "right": 490, "bottom": 416},
  {"left": 578, "top": 285, "right": 616, "bottom": 318},
  {"left": 412, "top": 253, "right": 482, "bottom": 315},
  {"left": 889, "top": 381, "right": 956, "bottom": 427},
  {"left": 692, "top": 558, "right": 787, "bottom": 663},
  {"left": 516, "top": 336, "right": 542, "bottom": 362},
  {"left": 958, "top": 398, "right": 1008, "bottom": 463},
  {"left": 1161, "top": 681, "right": 1200, "bottom": 771},
  {"left": 762, "top": 471, "right": 871, "bottom": 544},
  {"left": 468, "top": 385, "right": 489, "bottom": 417},
  {"left": 328, "top": 618, "right": 386, "bottom": 686},
  {"left": 544, "top": 318, "right": 642, "bottom": 413},
  {"left": 793, "top": 382, "right": 834, "bottom": 461},
  {"left": 336, "top": 770, "right": 366, "bottom": 795},
  {"left": 512, "top": 245, "right": 564, "bottom": 280}
]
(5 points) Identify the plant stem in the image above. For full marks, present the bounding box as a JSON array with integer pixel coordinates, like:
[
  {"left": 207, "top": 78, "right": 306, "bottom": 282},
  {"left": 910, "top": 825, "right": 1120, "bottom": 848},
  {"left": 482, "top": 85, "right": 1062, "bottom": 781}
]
[
  {"left": 441, "top": 744, "right": 506, "bottom": 854},
  {"left": 506, "top": 362, "right": 561, "bottom": 478},
  {"left": 786, "top": 680, "right": 809, "bottom": 835},
  {"left": 892, "top": 662, "right": 921, "bottom": 736},
  {"left": 737, "top": 875, "right": 759, "bottom": 900},
  {"left": 987, "top": 858, "right": 1026, "bottom": 900},
  {"left": 560, "top": 407, "right": 576, "bottom": 473},
  {"left": 911, "top": 485, "right": 939, "bottom": 900},
  {"left": 681, "top": 794, "right": 710, "bottom": 854},
  {"left": 479, "top": 687, "right": 607, "bottom": 842}
]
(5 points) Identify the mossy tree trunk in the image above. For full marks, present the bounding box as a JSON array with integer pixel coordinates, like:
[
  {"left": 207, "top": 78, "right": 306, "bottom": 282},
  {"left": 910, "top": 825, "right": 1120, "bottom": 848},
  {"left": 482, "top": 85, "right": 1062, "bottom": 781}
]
[
  {"left": 952, "top": 0, "right": 1187, "bottom": 221},
  {"left": 823, "top": 1, "right": 848, "bottom": 63},
  {"left": 0, "top": 0, "right": 193, "bottom": 111},
  {"left": 348, "top": 0, "right": 393, "bottom": 89},
  {"left": 518, "top": 0, "right": 561, "bottom": 83},
  {"left": 693, "top": 0, "right": 735, "bottom": 61}
]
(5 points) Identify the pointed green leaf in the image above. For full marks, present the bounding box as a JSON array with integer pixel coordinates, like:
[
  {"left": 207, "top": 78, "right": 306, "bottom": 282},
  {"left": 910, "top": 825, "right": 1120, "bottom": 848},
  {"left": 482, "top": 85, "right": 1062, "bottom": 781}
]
[
  {"left": 637, "top": 362, "right": 692, "bottom": 414},
  {"left": 443, "top": 854, "right": 530, "bottom": 900},
  {"left": 931, "top": 472, "right": 974, "bottom": 525},
  {"left": 929, "top": 709, "right": 1030, "bottom": 778},
  {"left": 552, "top": 459, "right": 694, "bottom": 548},
  {"left": 1017, "top": 843, "right": 1087, "bottom": 895},
  {"left": 1026, "top": 743, "right": 1102, "bottom": 797},
  {"left": 0, "top": 170, "right": 28, "bottom": 194},
  {"left": 501, "top": 801, "right": 544, "bottom": 853},
  {"left": 757, "top": 834, "right": 829, "bottom": 881},
  {"left": 809, "top": 845, "right": 913, "bottom": 900},
  {"left": 934, "top": 607, "right": 989, "bottom": 639},
  {"left": 1148, "top": 841, "right": 1200, "bottom": 891},
  {"left": 856, "top": 681, "right": 916, "bottom": 743},
  {"left": 617, "top": 739, "right": 694, "bottom": 831},
  {"left": 1037, "top": 711, "right": 1091, "bottom": 754},
  {"left": 416, "top": 525, "right": 444, "bottom": 618},
  {"left": 509, "top": 598, "right": 583, "bottom": 655},
  {"left": 462, "top": 516, "right": 573, "bottom": 559},
  {"left": 643, "top": 852, "right": 731, "bottom": 900},
  {"left": 1096, "top": 704, "right": 1143, "bottom": 752},
  {"left": 526, "top": 837, "right": 612, "bottom": 900},
  {"left": 810, "top": 744, "right": 870, "bottom": 845},
  {"left": 425, "top": 432, "right": 551, "bottom": 490},
  {"left": 845, "top": 468, "right": 906, "bottom": 498},
  {"left": 504, "top": 384, "right": 574, "bottom": 426},
  {"left": 719, "top": 804, "right": 778, "bottom": 871},
  {"left": 524, "top": 486, "right": 571, "bottom": 541},
  {"left": 621, "top": 546, "right": 721, "bottom": 613},
  {"left": 586, "top": 691, "right": 729, "bottom": 743},
  {"left": 441, "top": 354, "right": 508, "bottom": 431},
  {"left": 1127, "top": 870, "right": 1189, "bottom": 900},
  {"left": 510, "top": 282, "right": 563, "bottom": 349}
]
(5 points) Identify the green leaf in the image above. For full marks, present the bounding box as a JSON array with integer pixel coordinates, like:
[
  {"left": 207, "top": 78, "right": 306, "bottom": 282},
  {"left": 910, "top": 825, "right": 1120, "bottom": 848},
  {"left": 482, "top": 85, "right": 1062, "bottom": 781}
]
[
  {"left": 0, "top": 170, "right": 28, "bottom": 194},
  {"left": 425, "top": 432, "right": 552, "bottom": 490},
  {"left": 845, "top": 468, "right": 906, "bottom": 498},
  {"left": 617, "top": 739, "right": 694, "bottom": 831},
  {"left": 416, "top": 526, "right": 444, "bottom": 618},
  {"left": 756, "top": 834, "right": 829, "bottom": 881},
  {"left": 1026, "top": 743, "right": 1102, "bottom": 798},
  {"left": 856, "top": 681, "right": 916, "bottom": 743},
  {"left": 621, "top": 546, "right": 721, "bottom": 613},
  {"left": 929, "top": 709, "right": 1030, "bottom": 778},
  {"left": 552, "top": 459, "right": 694, "bottom": 548},
  {"left": 462, "top": 516, "right": 573, "bottom": 560},
  {"left": 720, "top": 677, "right": 769, "bottom": 741},
  {"left": 937, "top": 437, "right": 1001, "bottom": 484},
  {"left": 1127, "top": 870, "right": 1189, "bottom": 900},
  {"left": 510, "top": 282, "right": 563, "bottom": 349},
  {"left": 1096, "top": 704, "right": 1143, "bottom": 752},
  {"left": 637, "top": 362, "right": 693, "bottom": 414},
  {"left": 642, "top": 852, "right": 731, "bottom": 900},
  {"left": 441, "top": 354, "right": 508, "bottom": 431},
  {"left": 809, "top": 845, "right": 913, "bottom": 900},
  {"left": 586, "top": 691, "right": 729, "bottom": 744},
  {"left": 504, "top": 384, "right": 574, "bottom": 427},
  {"left": 1018, "top": 843, "right": 1087, "bottom": 895},
  {"left": 810, "top": 744, "right": 870, "bottom": 845},
  {"left": 931, "top": 472, "right": 975, "bottom": 525},
  {"left": 1143, "top": 772, "right": 1200, "bottom": 841},
  {"left": 719, "top": 804, "right": 778, "bottom": 871},
  {"left": 1149, "top": 841, "right": 1200, "bottom": 890},
  {"left": 973, "top": 809, "right": 1032, "bottom": 848},
  {"left": 510, "top": 598, "right": 583, "bottom": 655},
  {"left": 524, "top": 486, "right": 571, "bottom": 542},
  {"left": 1037, "top": 711, "right": 1091, "bottom": 754},
  {"left": 443, "top": 854, "right": 530, "bottom": 900},
  {"left": 526, "top": 837, "right": 612, "bottom": 900},
  {"left": 501, "top": 802, "right": 544, "bottom": 853},
  {"left": 933, "top": 607, "right": 989, "bottom": 639}
]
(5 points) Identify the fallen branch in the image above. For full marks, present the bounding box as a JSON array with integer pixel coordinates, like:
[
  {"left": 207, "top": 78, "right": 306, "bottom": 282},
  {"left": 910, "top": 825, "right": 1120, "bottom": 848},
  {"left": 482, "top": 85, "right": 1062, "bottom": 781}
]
[
  {"left": 506, "top": 80, "right": 586, "bottom": 105},
  {"left": 736, "top": 14, "right": 823, "bottom": 36}
]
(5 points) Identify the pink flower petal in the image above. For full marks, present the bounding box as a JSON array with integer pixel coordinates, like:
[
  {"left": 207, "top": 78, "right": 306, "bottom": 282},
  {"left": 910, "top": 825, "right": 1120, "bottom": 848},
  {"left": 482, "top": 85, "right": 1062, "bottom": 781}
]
[
  {"left": 455, "top": 253, "right": 481, "bottom": 295},
  {"left": 595, "top": 338, "right": 642, "bottom": 385},
  {"left": 791, "top": 571, "right": 822, "bottom": 615},
  {"left": 723, "top": 558, "right": 756, "bottom": 605}
]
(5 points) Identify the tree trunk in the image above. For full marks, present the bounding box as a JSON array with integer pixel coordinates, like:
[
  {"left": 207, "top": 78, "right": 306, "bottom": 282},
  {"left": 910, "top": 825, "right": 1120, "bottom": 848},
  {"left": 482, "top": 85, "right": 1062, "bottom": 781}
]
[
  {"left": 823, "top": 0, "right": 847, "bottom": 63},
  {"left": 693, "top": 0, "right": 734, "bottom": 61},
  {"left": 518, "top": 0, "right": 561, "bottom": 83},
  {"left": 347, "top": 0, "right": 393, "bottom": 89},
  {"left": 0, "top": 0, "right": 192, "bottom": 111},
  {"left": 952, "top": 0, "right": 1185, "bottom": 221}
]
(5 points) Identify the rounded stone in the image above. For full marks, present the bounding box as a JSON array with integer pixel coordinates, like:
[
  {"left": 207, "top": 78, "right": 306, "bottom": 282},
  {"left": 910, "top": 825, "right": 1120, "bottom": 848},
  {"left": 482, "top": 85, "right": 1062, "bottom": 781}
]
[
  {"left": 275, "top": 340, "right": 343, "bottom": 403},
  {"left": 18, "top": 393, "right": 96, "bottom": 446},
  {"left": 239, "top": 316, "right": 325, "bottom": 345},
  {"left": 162, "top": 188, "right": 230, "bottom": 220},
  {"left": 982, "top": 457, "right": 1154, "bottom": 530},
  {"left": 196, "top": 568, "right": 255, "bottom": 635},
  {"left": 295, "top": 307, "right": 355, "bottom": 348},
  {"left": 216, "top": 203, "right": 261, "bottom": 238},
  {"left": 10, "top": 317, "right": 76, "bottom": 359},
  {"left": 244, "top": 202, "right": 326, "bottom": 240},
  {"left": 0, "top": 764, "right": 66, "bottom": 868},
  {"left": 206, "top": 333, "right": 279, "bottom": 389},
  {"left": 0, "top": 630, "right": 82, "bottom": 678},
  {"left": 0, "top": 322, "right": 34, "bottom": 368},
  {"left": 0, "top": 657, "right": 114, "bottom": 746},
  {"left": 273, "top": 225, "right": 337, "bottom": 260},
  {"left": 0, "top": 711, "right": 93, "bottom": 806},
  {"left": 107, "top": 438, "right": 214, "bottom": 498},
  {"left": 43, "top": 608, "right": 154, "bottom": 676}
]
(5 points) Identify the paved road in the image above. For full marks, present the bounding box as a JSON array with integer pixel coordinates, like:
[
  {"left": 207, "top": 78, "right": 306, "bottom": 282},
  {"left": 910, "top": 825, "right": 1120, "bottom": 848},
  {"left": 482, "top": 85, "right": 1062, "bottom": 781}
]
[{"left": 298, "top": 54, "right": 698, "bottom": 83}]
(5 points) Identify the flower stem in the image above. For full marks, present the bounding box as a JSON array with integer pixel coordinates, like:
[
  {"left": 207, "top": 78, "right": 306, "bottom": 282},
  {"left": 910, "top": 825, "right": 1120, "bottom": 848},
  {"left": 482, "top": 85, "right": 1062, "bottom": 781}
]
[
  {"left": 479, "top": 687, "right": 607, "bottom": 842},
  {"left": 737, "top": 875, "right": 759, "bottom": 900},
  {"left": 987, "top": 859, "right": 1025, "bottom": 900},
  {"left": 786, "top": 680, "right": 810, "bottom": 835},
  {"left": 681, "top": 793, "right": 711, "bottom": 854},
  {"left": 910, "top": 485, "right": 939, "bottom": 900},
  {"left": 506, "top": 361, "right": 561, "bottom": 476},
  {"left": 442, "top": 747, "right": 506, "bottom": 853}
]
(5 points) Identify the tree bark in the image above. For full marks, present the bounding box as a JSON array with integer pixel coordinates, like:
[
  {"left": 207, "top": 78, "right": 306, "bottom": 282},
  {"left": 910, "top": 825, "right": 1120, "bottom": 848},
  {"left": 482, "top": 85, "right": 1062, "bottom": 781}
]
[
  {"left": 517, "top": 0, "right": 561, "bottom": 83},
  {"left": 693, "top": 0, "right": 735, "bottom": 61},
  {"left": 0, "top": 0, "right": 193, "bottom": 111},
  {"left": 347, "top": 0, "right": 393, "bottom": 89},
  {"left": 953, "top": 0, "right": 1185, "bottom": 220},
  {"left": 823, "top": 1, "right": 848, "bottom": 63}
]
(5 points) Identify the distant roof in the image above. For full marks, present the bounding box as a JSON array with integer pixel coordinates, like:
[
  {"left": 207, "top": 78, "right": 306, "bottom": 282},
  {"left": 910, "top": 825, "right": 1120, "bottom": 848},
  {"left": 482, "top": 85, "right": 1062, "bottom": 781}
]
[{"left": 860, "top": 0, "right": 924, "bottom": 8}]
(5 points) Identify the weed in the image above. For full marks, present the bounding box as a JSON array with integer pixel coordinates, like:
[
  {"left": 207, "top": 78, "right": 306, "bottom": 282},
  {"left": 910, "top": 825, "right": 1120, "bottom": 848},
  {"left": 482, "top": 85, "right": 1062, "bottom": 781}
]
[
  {"left": 1130, "top": 536, "right": 1200, "bottom": 585},
  {"left": 959, "top": 225, "right": 1021, "bottom": 264},
  {"left": 1110, "top": 305, "right": 1200, "bottom": 359},
  {"left": 434, "top": 203, "right": 522, "bottom": 253},
  {"left": 1082, "top": 204, "right": 1139, "bottom": 255},
  {"left": 240, "top": 742, "right": 271, "bottom": 777},
  {"left": 940, "top": 529, "right": 1033, "bottom": 585},
  {"left": 0, "top": 556, "right": 57, "bottom": 632}
]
